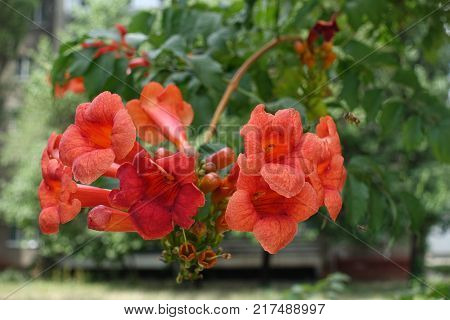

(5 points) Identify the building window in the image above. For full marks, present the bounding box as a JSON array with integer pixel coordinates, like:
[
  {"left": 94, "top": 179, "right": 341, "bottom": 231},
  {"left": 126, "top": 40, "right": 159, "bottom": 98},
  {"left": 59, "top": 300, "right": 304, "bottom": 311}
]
[
  {"left": 5, "top": 226, "right": 39, "bottom": 250},
  {"left": 33, "top": 0, "right": 53, "bottom": 29},
  {"left": 16, "top": 57, "right": 31, "bottom": 80}
]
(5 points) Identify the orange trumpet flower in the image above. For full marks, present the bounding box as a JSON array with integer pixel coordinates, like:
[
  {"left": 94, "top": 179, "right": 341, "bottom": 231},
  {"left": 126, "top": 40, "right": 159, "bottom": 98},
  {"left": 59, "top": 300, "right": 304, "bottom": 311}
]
[
  {"left": 126, "top": 82, "right": 193, "bottom": 151},
  {"left": 59, "top": 92, "right": 136, "bottom": 184}
]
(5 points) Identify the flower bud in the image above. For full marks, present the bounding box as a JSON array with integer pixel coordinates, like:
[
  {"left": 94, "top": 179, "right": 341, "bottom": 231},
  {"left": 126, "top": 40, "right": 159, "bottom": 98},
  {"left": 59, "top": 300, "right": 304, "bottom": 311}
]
[
  {"left": 205, "top": 147, "right": 235, "bottom": 170},
  {"left": 203, "top": 162, "right": 217, "bottom": 173},
  {"left": 199, "top": 172, "right": 222, "bottom": 193},
  {"left": 294, "top": 41, "right": 306, "bottom": 54},
  {"left": 215, "top": 212, "right": 229, "bottom": 234},
  {"left": 179, "top": 242, "right": 196, "bottom": 262},
  {"left": 189, "top": 221, "right": 207, "bottom": 238},
  {"left": 222, "top": 253, "right": 232, "bottom": 260},
  {"left": 198, "top": 249, "right": 217, "bottom": 269}
]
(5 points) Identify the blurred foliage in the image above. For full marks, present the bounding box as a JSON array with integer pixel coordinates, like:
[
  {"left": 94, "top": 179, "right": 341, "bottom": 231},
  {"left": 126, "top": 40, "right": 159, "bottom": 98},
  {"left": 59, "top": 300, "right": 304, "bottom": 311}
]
[
  {"left": 0, "top": 0, "right": 37, "bottom": 71},
  {"left": 285, "top": 272, "right": 351, "bottom": 299},
  {"left": 0, "top": 0, "right": 449, "bottom": 270}
]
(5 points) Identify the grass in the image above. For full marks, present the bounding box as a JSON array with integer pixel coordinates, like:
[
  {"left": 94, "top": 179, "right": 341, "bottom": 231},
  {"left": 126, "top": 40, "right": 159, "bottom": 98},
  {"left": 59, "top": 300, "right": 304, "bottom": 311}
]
[{"left": 0, "top": 269, "right": 448, "bottom": 299}]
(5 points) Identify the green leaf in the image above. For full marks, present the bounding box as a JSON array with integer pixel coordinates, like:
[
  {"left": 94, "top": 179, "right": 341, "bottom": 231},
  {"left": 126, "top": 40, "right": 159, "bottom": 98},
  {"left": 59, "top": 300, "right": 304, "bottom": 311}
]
[
  {"left": 50, "top": 54, "right": 71, "bottom": 84},
  {"left": 368, "top": 190, "right": 387, "bottom": 233},
  {"left": 344, "top": 174, "right": 370, "bottom": 226},
  {"left": 402, "top": 116, "right": 423, "bottom": 151},
  {"left": 189, "top": 54, "right": 224, "bottom": 92},
  {"left": 251, "top": 66, "right": 273, "bottom": 101},
  {"left": 207, "top": 27, "right": 232, "bottom": 56},
  {"left": 128, "top": 11, "right": 155, "bottom": 34},
  {"left": 103, "top": 57, "right": 129, "bottom": 93},
  {"left": 344, "top": 40, "right": 372, "bottom": 61},
  {"left": 198, "top": 142, "right": 228, "bottom": 159},
  {"left": 429, "top": 119, "right": 450, "bottom": 163},
  {"left": 152, "top": 35, "right": 187, "bottom": 59},
  {"left": 292, "top": 0, "right": 318, "bottom": 29},
  {"left": 124, "top": 33, "right": 148, "bottom": 47},
  {"left": 379, "top": 100, "right": 404, "bottom": 136},
  {"left": 273, "top": 67, "right": 302, "bottom": 98},
  {"left": 393, "top": 69, "right": 421, "bottom": 89},
  {"left": 401, "top": 192, "right": 426, "bottom": 234},
  {"left": 362, "top": 88, "right": 383, "bottom": 121},
  {"left": 340, "top": 71, "right": 359, "bottom": 110},
  {"left": 88, "top": 29, "right": 119, "bottom": 41},
  {"left": 68, "top": 49, "right": 94, "bottom": 77},
  {"left": 189, "top": 93, "right": 214, "bottom": 128},
  {"left": 83, "top": 53, "right": 116, "bottom": 98}
]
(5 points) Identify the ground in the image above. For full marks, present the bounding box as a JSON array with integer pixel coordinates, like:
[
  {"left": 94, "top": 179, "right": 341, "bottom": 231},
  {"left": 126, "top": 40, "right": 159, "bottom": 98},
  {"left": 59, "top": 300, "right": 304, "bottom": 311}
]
[{"left": 0, "top": 278, "right": 429, "bottom": 300}]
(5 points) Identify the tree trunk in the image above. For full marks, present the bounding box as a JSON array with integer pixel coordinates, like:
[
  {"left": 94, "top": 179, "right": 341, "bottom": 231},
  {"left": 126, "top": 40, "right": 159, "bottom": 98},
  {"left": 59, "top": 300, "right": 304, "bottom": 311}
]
[{"left": 409, "top": 227, "right": 427, "bottom": 279}]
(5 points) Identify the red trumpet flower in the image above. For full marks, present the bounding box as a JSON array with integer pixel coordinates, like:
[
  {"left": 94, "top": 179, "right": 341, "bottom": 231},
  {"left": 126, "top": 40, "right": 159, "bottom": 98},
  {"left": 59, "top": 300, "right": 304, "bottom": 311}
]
[
  {"left": 307, "top": 15, "right": 339, "bottom": 46},
  {"left": 59, "top": 92, "right": 136, "bottom": 184},
  {"left": 315, "top": 116, "right": 346, "bottom": 219},
  {"left": 54, "top": 76, "right": 85, "bottom": 98},
  {"left": 239, "top": 105, "right": 305, "bottom": 198},
  {"left": 108, "top": 150, "right": 205, "bottom": 239},
  {"left": 225, "top": 164, "right": 318, "bottom": 254},
  {"left": 205, "top": 147, "right": 235, "bottom": 170},
  {"left": 39, "top": 134, "right": 111, "bottom": 234},
  {"left": 126, "top": 82, "right": 193, "bottom": 151},
  {"left": 128, "top": 56, "right": 150, "bottom": 69},
  {"left": 87, "top": 205, "right": 135, "bottom": 232},
  {"left": 298, "top": 116, "right": 346, "bottom": 220}
]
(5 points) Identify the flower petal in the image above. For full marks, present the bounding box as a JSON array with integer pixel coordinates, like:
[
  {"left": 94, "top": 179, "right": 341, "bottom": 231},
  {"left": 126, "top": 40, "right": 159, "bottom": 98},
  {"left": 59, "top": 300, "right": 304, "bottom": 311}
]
[
  {"left": 111, "top": 108, "right": 136, "bottom": 160},
  {"left": 225, "top": 190, "right": 258, "bottom": 232},
  {"left": 240, "top": 105, "right": 271, "bottom": 155},
  {"left": 324, "top": 189, "right": 342, "bottom": 221},
  {"left": 109, "top": 163, "right": 145, "bottom": 210},
  {"left": 130, "top": 200, "right": 173, "bottom": 239},
  {"left": 286, "top": 182, "right": 319, "bottom": 222},
  {"left": 156, "top": 152, "right": 195, "bottom": 183},
  {"left": 126, "top": 99, "right": 165, "bottom": 145},
  {"left": 39, "top": 207, "right": 60, "bottom": 234},
  {"left": 172, "top": 184, "right": 205, "bottom": 229},
  {"left": 272, "top": 108, "right": 303, "bottom": 147},
  {"left": 59, "top": 198, "right": 82, "bottom": 224},
  {"left": 88, "top": 205, "right": 136, "bottom": 232},
  {"left": 59, "top": 124, "right": 96, "bottom": 166},
  {"left": 321, "top": 154, "right": 344, "bottom": 189},
  {"left": 253, "top": 214, "right": 297, "bottom": 254},
  {"left": 72, "top": 148, "right": 115, "bottom": 184},
  {"left": 261, "top": 163, "right": 304, "bottom": 198},
  {"left": 81, "top": 91, "right": 123, "bottom": 125},
  {"left": 236, "top": 153, "right": 264, "bottom": 177},
  {"left": 298, "top": 133, "right": 323, "bottom": 162}
]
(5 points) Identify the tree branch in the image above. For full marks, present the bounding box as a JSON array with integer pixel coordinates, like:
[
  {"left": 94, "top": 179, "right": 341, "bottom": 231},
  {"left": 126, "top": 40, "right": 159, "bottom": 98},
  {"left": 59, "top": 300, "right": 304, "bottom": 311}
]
[{"left": 203, "top": 35, "right": 302, "bottom": 143}]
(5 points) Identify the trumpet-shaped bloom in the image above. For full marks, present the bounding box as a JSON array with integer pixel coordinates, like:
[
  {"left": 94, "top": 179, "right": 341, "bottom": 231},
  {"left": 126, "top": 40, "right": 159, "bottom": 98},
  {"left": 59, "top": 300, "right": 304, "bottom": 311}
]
[
  {"left": 198, "top": 249, "right": 217, "bottom": 269},
  {"left": 108, "top": 150, "right": 205, "bottom": 240},
  {"left": 88, "top": 205, "right": 136, "bottom": 232},
  {"left": 239, "top": 105, "right": 305, "bottom": 198},
  {"left": 298, "top": 116, "right": 346, "bottom": 220},
  {"left": 126, "top": 82, "right": 193, "bottom": 151},
  {"left": 39, "top": 134, "right": 111, "bottom": 234},
  {"left": 59, "top": 91, "right": 136, "bottom": 184},
  {"left": 307, "top": 15, "right": 339, "bottom": 46},
  {"left": 54, "top": 76, "right": 85, "bottom": 98},
  {"left": 225, "top": 159, "right": 318, "bottom": 254}
]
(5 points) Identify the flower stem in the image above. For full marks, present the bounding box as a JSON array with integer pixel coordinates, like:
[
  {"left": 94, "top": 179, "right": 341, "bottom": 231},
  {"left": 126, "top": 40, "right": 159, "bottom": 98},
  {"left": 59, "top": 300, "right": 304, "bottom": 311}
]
[
  {"left": 203, "top": 35, "right": 302, "bottom": 143},
  {"left": 75, "top": 184, "right": 111, "bottom": 207}
]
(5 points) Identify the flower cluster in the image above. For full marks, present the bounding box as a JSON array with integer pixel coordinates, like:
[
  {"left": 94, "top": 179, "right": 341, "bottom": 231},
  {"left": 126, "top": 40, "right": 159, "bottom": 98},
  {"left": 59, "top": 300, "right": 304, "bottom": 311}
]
[
  {"left": 294, "top": 16, "right": 339, "bottom": 69},
  {"left": 82, "top": 24, "right": 150, "bottom": 69},
  {"left": 225, "top": 105, "right": 346, "bottom": 253},
  {"left": 53, "top": 24, "right": 150, "bottom": 98},
  {"left": 40, "top": 37, "right": 345, "bottom": 280}
]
